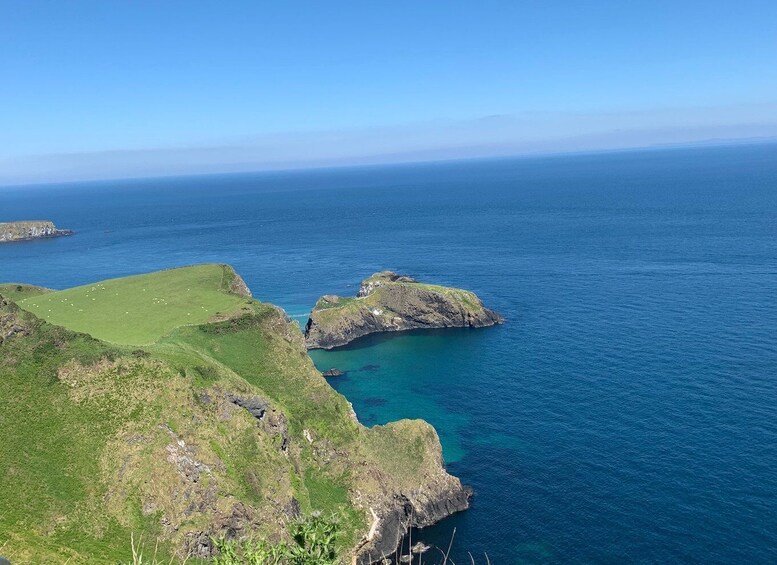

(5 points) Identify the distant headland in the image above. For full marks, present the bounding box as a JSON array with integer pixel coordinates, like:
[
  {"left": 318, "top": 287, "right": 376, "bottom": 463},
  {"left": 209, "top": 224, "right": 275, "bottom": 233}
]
[{"left": 0, "top": 221, "right": 73, "bottom": 243}]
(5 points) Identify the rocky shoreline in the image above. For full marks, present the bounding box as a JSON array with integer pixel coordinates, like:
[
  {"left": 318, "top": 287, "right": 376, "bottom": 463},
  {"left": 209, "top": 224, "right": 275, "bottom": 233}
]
[
  {"left": 305, "top": 271, "right": 503, "bottom": 349},
  {"left": 0, "top": 220, "right": 73, "bottom": 243}
]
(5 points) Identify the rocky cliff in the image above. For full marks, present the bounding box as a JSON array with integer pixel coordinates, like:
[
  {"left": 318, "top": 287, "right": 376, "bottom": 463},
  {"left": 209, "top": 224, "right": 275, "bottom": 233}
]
[
  {"left": 354, "top": 462, "right": 473, "bottom": 564},
  {"left": 0, "top": 220, "right": 73, "bottom": 243},
  {"left": 305, "top": 271, "right": 504, "bottom": 349}
]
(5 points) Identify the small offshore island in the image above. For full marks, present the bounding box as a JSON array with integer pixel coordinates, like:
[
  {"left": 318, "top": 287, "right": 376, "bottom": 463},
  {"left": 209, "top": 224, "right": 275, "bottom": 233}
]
[
  {"left": 0, "top": 220, "right": 73, "bottom": 243},
  {"left": 0, "top": 264, "right": 471, "bottom": 564},
  {"left": 305, "top": 271, "right": 504, "bottom": 349}
]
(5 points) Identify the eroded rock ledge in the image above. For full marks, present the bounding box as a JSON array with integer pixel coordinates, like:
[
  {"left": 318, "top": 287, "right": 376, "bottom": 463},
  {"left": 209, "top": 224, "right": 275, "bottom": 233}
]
[
  {"left": 0, "top": 220, "right": 73, "bottom": 243},
  {"left": 305, "top": 271, "right": 503, "bottom": 349}
]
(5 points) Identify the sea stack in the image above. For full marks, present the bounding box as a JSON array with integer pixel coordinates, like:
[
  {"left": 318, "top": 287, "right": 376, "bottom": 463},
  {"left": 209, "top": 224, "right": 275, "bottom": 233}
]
[{"left": 304, "top": 271, "right": 503, "bottom": 349}]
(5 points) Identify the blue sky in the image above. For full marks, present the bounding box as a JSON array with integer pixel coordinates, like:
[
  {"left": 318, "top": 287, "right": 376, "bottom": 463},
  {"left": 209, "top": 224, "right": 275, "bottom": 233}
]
[{"left": 1, "top": 0, "right": 776, "bottom": 183}]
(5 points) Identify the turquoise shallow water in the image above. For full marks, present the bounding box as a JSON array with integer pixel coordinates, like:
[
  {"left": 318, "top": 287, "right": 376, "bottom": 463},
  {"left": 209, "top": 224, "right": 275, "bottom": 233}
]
[{"left": 1, "top": 144, "right": 776, "bottom": 563}]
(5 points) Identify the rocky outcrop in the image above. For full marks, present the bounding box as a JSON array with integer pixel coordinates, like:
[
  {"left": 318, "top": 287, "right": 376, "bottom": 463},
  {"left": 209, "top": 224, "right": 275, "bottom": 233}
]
[
  {"left": 227, "top": 392, "right": 290, "bottom": 452},
  {"left": 0, "top": 296, "right": 30, "bottom": 344},
  {"left": 228, "top": 272, "right": 252, "bottom": 298},
  {"left": 355, "top": 475, "right": 472, "bottom": 564},
  {"left": 0, "top": 221, "right": 73, "bottom": 243},
  {"left": 305, "top": 271, "right": 503, "bottom": 349},
  {"left": 227, "top": 394, "right": 269, "bottom": 420}
]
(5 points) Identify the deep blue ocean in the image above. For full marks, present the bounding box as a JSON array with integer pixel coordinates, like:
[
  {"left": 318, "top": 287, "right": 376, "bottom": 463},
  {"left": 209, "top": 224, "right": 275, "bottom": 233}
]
[{"left": 2, "top": 144, "right": 776, "bottom": 563}]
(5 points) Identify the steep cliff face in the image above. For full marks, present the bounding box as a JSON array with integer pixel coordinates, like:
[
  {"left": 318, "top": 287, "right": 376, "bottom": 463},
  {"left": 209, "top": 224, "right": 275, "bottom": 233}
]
[
  {"left": 305, "top": 271, "right": 504, "bottom": 349},
  {"left": 353, "top": 439, "right": 473, "bottom": 563},
  {"left": 0, "top": 220, "right": 73, "bottom": 243}
]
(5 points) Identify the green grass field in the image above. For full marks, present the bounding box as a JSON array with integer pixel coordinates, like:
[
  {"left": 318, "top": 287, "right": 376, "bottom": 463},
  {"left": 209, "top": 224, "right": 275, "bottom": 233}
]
[{"left": 17, "top": 264, "right": 249, "bottom": 345}]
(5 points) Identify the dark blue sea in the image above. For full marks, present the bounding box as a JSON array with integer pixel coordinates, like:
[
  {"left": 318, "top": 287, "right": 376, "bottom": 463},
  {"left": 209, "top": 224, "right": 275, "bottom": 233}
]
[{"left": 2, "top": 144, "right": 776, "bottom": 563}]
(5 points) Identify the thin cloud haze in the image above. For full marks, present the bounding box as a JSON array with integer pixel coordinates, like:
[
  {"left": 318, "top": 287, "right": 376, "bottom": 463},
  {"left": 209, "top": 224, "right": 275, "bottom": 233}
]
[{"left": 2, "top": 103, "right": 776, "bottom": 185}]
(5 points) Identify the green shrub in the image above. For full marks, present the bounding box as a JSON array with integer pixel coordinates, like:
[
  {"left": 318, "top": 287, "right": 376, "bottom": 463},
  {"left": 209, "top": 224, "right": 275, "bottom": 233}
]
[{"left": 213, "top": 513, "right": 339, "bottom": 565}]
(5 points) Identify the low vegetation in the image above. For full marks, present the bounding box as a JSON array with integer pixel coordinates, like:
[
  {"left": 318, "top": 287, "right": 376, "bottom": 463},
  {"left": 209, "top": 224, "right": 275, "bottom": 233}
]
[{"left": 212, "top": 513, "right": 339, "bottom": 565}]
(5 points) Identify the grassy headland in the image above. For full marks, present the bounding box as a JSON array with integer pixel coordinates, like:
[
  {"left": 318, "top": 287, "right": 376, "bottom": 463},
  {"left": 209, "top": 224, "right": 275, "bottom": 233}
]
[
  {"left": 0, "top": 265, "right": 468, "bottom": 564},
  {"left": 17, "top": 265, "right": 250, "bottom": 345}
]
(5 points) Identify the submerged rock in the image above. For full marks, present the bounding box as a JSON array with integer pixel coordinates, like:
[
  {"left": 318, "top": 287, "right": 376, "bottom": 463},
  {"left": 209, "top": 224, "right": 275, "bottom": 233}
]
[{"left": 304, "top": 271, "right": 503, "bottom": 349}]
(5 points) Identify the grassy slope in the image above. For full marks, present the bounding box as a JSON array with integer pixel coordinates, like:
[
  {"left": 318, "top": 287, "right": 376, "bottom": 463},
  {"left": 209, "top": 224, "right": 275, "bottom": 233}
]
[
  {"left": 152, "top": 312, "right": 368, "bottom": 544},
  {"left": 17, "top": 264, "right": 249, "bottom": 346},
  {"left": 1, "top": 266, "right": 448, "bottom": 564},
  {"left": 0, "top": 304, "right": 164, "bottom": 563},
  {"left": 151, "top": 312, "right": 435, "bottom": 545}
]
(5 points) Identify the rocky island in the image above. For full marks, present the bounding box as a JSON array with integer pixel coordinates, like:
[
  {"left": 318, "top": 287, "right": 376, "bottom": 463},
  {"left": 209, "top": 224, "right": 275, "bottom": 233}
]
[
  {"left": 0, "top": 220, "right": 73, "bottom": 243},
  {"left": 0, "top": 265, "right": 470, "bottom": 564},
  {"left": 305, "top": 271, "right": 504, "bottom": 349}
]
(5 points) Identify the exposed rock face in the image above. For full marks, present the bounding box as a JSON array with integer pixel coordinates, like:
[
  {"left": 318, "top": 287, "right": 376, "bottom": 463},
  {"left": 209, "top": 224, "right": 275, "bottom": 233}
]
[
  {"left": 305, "top": 271, "right": 503, "bottom": 349},
  {"left": 355, "top": 474, "right": 473, "bottom": 564},
  {"left": 228, "top": 272, "right": 252, "bottom": 298},
  {"left": 0, "top": 221, "right": 73, "bottom": 243},
  {"left": 0, "top": 296, "right": 29, "bottom": 344},
  {"left": 227, "top": 394, "right": 269, "bottom": 420},
  {"left": 227, "top": 392, "right": 290, "bottom": 452}
]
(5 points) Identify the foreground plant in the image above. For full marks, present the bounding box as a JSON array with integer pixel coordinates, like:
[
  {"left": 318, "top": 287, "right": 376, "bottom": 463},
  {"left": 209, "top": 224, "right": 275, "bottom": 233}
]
[{"left": 213, "top": 513, "right": 340, "bottom": 565}]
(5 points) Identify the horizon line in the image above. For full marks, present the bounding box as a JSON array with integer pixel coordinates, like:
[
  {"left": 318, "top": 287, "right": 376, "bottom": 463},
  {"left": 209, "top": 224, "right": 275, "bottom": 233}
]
[{"left": 2, "top": 135, "right": 776, "bottom": 190}]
